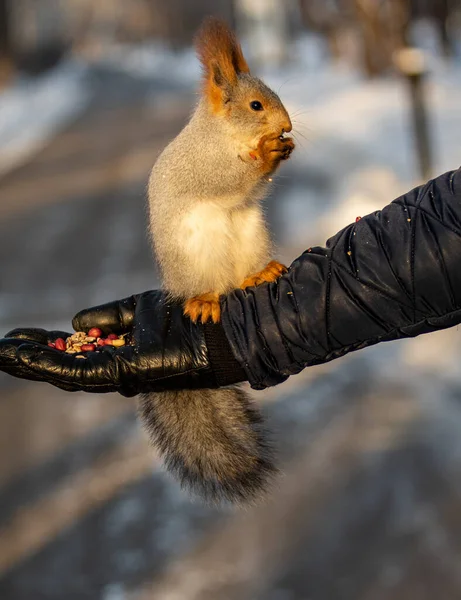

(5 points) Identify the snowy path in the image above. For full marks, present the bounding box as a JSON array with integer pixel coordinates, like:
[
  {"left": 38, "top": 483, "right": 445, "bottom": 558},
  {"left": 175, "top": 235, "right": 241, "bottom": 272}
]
[{"left": 0, "top": 61, "right": 91, "bottom": 178}]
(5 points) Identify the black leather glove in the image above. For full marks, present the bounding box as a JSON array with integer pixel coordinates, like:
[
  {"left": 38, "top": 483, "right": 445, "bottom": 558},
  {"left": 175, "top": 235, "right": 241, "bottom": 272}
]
[{"left": 0, "top": 291, "right": 246, "bottom": 396}]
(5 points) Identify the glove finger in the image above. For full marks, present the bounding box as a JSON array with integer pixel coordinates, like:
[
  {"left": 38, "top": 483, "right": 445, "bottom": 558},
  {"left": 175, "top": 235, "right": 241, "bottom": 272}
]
[
  {"left": 0, "top": 339, "right": 123, "bottom": 393},
  {"left": 0, "top": 338, "right": 49, "bottom": 383},
  {"left": 17, "top": 343, "right": 126, "bottom": 392},
  {"left": 5, "top": 328, "right": 72, "bottom": 344},
  {"left": 72, "top": 296, "right": 138, "bottom": 335}
]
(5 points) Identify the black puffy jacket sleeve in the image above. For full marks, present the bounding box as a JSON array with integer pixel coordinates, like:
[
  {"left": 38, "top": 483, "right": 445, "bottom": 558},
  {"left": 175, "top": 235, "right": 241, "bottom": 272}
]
[{"left": 221, "top": 168, "right": 461, "bottom": 390}]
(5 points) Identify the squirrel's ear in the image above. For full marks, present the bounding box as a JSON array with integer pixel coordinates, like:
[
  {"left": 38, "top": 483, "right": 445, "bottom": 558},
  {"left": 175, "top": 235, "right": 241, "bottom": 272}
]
[{"left": 195, "top": 17, "right": 250, "bottom": 111}]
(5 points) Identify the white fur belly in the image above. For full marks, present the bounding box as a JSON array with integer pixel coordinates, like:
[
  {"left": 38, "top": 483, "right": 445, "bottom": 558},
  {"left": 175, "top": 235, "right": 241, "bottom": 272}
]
[
  {"left": 231, "top": 205, "right": 270, "bottom": 282},
  {"left": 169, "top": 202, "right": 270, "bottom": 297}
]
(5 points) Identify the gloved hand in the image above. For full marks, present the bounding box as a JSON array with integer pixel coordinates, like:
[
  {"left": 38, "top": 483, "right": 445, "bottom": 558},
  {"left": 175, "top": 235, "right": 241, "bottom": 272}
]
[{"left": 0, "top": 291, "right": 246, "bottom": 396}]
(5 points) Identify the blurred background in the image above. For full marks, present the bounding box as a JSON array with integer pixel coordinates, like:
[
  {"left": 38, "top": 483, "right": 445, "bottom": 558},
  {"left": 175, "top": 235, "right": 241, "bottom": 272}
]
[{"left": 1, "top": 1, "right": 461, "bottom": 598}]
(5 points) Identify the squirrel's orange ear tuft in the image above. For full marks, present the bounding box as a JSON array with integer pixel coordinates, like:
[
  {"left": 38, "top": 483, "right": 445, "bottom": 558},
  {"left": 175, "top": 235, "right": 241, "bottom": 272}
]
[{"left": 195, "top": 17, "right": 249, "bottom": 111}]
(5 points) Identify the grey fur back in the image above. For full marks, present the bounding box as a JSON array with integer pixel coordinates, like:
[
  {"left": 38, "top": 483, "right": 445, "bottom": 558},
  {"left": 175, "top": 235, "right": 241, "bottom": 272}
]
[{"left": 139, "top": 387, "right": 276, "bottom": 504}]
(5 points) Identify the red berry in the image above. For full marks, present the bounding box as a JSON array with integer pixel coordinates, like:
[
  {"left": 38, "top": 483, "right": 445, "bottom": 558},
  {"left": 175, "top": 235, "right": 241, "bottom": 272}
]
[
  {"left": 97, "top": 338, "right": 106, "bottom": 346},
  {"left": 88, "top": 327, "right": 103, "bottom": 338},
  {"left": 55, "top": 338, "right": 66, "bottom": 351},
  {"left": 104, "top": 339, "right": 114, "bottom": 346},
  {"left": 48, "top": 342, "right": 56, "bottom": 348},
  {"left": 355, "top": 216, "right": 362, "bottom": 222},
  {"left": 81, "top": 343, "right": 96, "bottom": 352},
  {"left": 107, "top": 333, "right": 118, "bottom": 340}
]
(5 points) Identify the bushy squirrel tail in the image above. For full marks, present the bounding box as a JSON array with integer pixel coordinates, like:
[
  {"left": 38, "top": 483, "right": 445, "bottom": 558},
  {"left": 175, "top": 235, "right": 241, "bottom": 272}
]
[{"left": 139, "top": 387, "right": 276, "bottom": 504}]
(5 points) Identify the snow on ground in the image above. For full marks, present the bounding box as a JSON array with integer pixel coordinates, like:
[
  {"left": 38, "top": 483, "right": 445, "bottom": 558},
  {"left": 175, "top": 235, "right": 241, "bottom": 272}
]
[
  {"left": 95, "top": 42, "right": 201, "bottom": 85},
  {"left": 0, "top": 59, "right": 91, "bottom": 177},
  {"left": 0, "top": 41, "right": 203, "bottom": 179}
]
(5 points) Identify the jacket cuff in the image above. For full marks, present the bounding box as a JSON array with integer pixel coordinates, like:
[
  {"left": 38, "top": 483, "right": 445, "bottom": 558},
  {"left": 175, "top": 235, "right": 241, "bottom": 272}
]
[{"left": 203, "top": 323, "right": 247, "bottom": 387}]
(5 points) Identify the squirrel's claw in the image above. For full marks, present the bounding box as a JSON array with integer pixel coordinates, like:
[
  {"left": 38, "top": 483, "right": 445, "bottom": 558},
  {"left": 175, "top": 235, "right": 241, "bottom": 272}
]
[
  {"left": 241, "top": 260, "right": 288, "bottom": 289},
  {"left": 184, "top": 293, "right": 221, "bottom": 324}
]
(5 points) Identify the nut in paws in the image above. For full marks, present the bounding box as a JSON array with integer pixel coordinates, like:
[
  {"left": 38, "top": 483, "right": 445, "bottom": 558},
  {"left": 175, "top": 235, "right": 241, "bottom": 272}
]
[{"left": 255, "top": 134, "right": 295, "bottom": 174}]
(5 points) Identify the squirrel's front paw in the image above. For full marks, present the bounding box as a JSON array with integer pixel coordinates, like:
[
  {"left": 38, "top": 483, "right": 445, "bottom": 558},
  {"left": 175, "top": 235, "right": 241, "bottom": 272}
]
[
  {"left": 241, "top": 260, "right": 288, "bottom": 289},
  {"left": 184, "top": 293, "right": 221, "bottom": 324},
  {"left": 250, "top": 135, "right": 295, "bottom": 174}
]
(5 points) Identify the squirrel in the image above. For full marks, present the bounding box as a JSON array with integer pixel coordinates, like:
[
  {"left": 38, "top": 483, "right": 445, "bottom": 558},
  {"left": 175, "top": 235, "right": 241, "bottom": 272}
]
[{"left": 140, "top": 16, "right": 295, "bottom": 504}]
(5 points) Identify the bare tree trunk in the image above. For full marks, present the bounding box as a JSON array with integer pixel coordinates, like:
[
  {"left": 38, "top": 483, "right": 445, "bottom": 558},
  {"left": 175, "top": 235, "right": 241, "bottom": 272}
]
[
  {"left": 353, "top": 0, "right": 410, "bottom": 77},
  {"left": 395, "top": 48, "right": 433, "bottom": 180},
  {"left": 354, "top": 0, "right": 390, "bottom": 77},
  {"left": 0, "top": 0, "right": 13, "bottom": 87},
  {"left": 433, "top": 0, "right": 452, "bottom": 57},
  {"left": 387, "top": 0, "right": 410, "bottom": 49},
  {"left": 298, "top": 0, "right": 345, "bottom": 61},
  {"left": 235, "top": 0, "right": 292, "bottom": 67}
]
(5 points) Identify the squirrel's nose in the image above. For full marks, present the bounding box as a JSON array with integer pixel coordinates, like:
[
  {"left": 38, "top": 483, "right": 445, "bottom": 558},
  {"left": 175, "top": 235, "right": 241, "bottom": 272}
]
[{"left": 281, "top": 118, "right": 292, "bottom": 134}]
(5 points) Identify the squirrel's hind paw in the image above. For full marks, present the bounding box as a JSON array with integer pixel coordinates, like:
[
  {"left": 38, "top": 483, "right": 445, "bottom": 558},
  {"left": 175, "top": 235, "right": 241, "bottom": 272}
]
[
  {"left": 241, "top": 260, "right": 288, "bottom": 289},
  {"left": 184, "top": 293, "right": 221, "bottom": 324}
]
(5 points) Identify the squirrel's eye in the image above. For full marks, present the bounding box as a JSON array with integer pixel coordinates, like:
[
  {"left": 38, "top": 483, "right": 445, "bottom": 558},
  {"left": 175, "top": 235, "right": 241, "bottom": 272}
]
[{"left": 250, "top": 100, "right": 263, "bottom": 111}]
